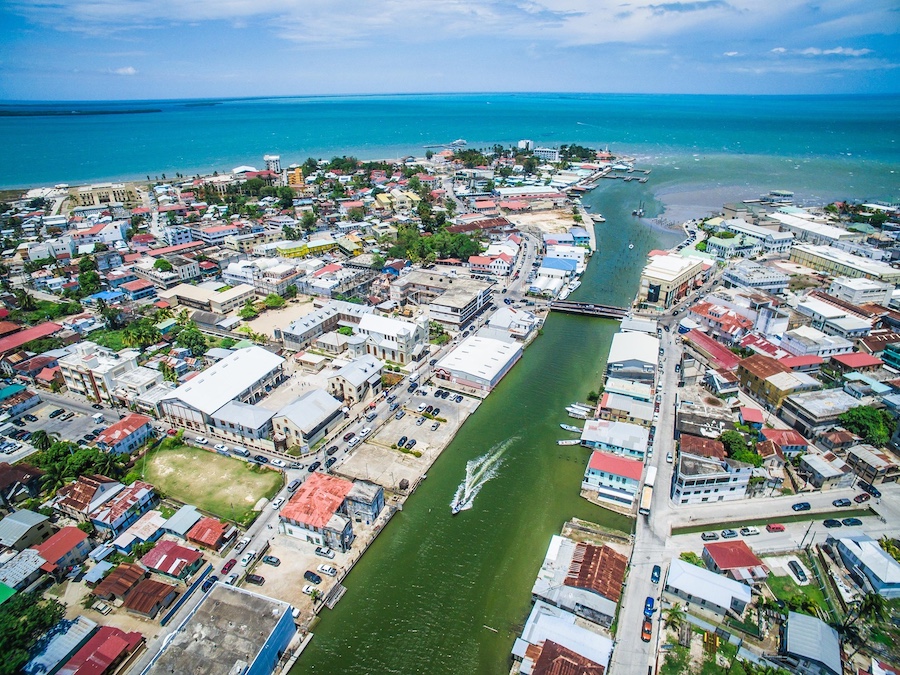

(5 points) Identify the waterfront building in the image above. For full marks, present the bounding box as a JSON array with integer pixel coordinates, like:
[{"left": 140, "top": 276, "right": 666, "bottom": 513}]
[
  {"left": 702, "top": 541, "right": 768, "bottom": 584},
  {"left": 357, "top": 314, "right": 428, "bottom": 365},
  {"left": 94, "top": 414, "right": 154, "bottom": 455},
  {"left": 433, "top": 335, "right": 522, "bottom": 391},
  {"left": 581, "top": 451, "right": 644, "bottom": 506},
  {"left": 532, "top": 147, "right": 560, "bottom": 162},
  {"left": 531, "top": 535, "right": 627, "bottom": 628},
  {"left": 828, "top": 276, "right": 893, "bottom": 306},
  {"left": 770, "top": 212, "right": 862, "bottom": 246},
  {"left": 597, "top": 392, "right": 654, "bottom": 427},
  {"left": 69, "top": 182, "right": 139, "bottom": 208},
  {"left": 722, "top": 260, "right": 790, "bottom": 293},
  {"left": 637, "top": 253, "right": 710, "bottom": 310},
  {"left": 673, "top": 454, "right": 751, "bottom": 505},
  {"left": 603, "top": 377, "right": 653, "bottom": 402},
  {"left": 780, "top": 326, "right": 854, "bottom": 358},
  {"left": 790, "top": 244, "right": 900, "bottom": 283},
  {"left": 485, "top": 306, "right": 539, "bottom": 340},
  {"left": 605, "top": 331, "right": 658, "bottom": 382},
  {"left": 663, "top": 558, "right": 751, "bottom": 618},
  {"left": 277, "top": 300, "right": 374, "bottom": 351},
  {"left": 511, "top": 600, "right": 612, "bottom": 673},
  {"left": 344, "top": 481, "right": 385, "bottom": 525},
  {"left": 721, "top": 218, "right": 794, "bottom": 253},
  {"left": 834, "top": 536, "right": 900, "bottom": 599},
  {"left": 272, "top": 389, "right": 344, "bottom": 449},
  {"left": 580, "top": 419, "right": 649, "bottom": 459},
  {"left": 160, "top": 346, "right": 286, "bottom": 432},
  {"left": 279, "top": 472, "right": 355, "bottom": 551},
  {"left": 777, "top": 612, "right": 842, "bottom": 675},
  {"left": 157, "top": 282, "right": 256, "bottom": 314},
  {"left": 327, "top": 355, "right": 383, "bottom": 405}
]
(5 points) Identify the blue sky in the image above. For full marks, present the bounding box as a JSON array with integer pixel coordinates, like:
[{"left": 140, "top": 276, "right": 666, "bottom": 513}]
[{"left": 1, "top": 0, "right": 898, "bottom": 99}]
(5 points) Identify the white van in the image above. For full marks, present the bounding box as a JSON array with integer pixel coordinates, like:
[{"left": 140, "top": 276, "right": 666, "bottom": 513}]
[{"left": 91, "top": 413, "right": 104, "bottom": 424}]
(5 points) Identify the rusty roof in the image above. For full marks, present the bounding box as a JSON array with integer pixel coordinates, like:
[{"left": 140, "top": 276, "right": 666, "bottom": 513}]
[
  {"left": 56, "top": 475, "right": 118, "bottom": 514},
  {"left": 532, "top": 640, "right": 606, "bottom": 675},
  {"left": 123, "top": 579, "right": 177, "bottom": 615},
  {"left": 679, "top": 434, "right": 726, "bottom": 460},
  {"left": 0, "top": 461, "right": 43, "bottom": 492},
  {"left": 563, "top": 542, "right": 627, "bottom": 603},
  {"left": 186, "top": 517, "right": 227, "bottom": 548},
  {"left": 92, "top": 563, "right": 147, "bottom": 600},
  {"left": 280, "top": 472, "right": 354, "bottom": 529},
  {"left": 738, "top": 353, "right": 790, "bottom": 380},
  {"left": 91, "top": 481, "right": 154, "bottom": 527}
]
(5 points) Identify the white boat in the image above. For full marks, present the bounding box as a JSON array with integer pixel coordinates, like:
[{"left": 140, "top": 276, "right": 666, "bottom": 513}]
[
  {"left": 628, "top": 243, "right": 634, "bottom": 250},
  {"left": 592, "top": 214, "right": 606, "bottom": 223},
  {"left": 557, "top": 439, "right": 580, "bottom": 446},
  {"left": 568, "top": 412, "right": 589, "bottom": 420},
  {"left": 558, "top": 287, "right": 571, "bottom": 300},
  {"left": 560, "top": 424, "right": 582, "bottom": 433},
  {"left": 569, "top": 402, "right": 592, "bottom": 410},
  {"left": 567, "top": 280, "right": 582, "bottom": 293}
]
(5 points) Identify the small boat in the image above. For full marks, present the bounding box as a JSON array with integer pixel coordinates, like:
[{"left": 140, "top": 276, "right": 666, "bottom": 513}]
[
  {"left": 568, "top": 280, "right": 582, "bottom": 292},
  {"left": 560, "top": 424, "right": 582, "bottom": 433},
  {"left": 450, "top": 494, "right": 469, "bottom": 515},
  {"left": 628, "top": 243, "right": 634, "bottom": 250},
  {"left": 558, "top": 287, "right": 570, "bottom": 300},
  {"left": 570, "top": 402, "right": 592, "bottom": 410},
  {"left": 592, "top": 214, "right": 606, "bottom": 223},
  {"left": 568, "top": 412, "right": 589, "bottom": 420},
  {"left": 558, "top": 439, "right": 580, "bottom": 446},
  {"left": 566, "top": 405, "right": 590, "bottom": 414}
]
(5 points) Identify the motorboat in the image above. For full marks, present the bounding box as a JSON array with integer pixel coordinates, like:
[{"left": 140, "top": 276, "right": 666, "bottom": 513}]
[{"left": 560, "top": 424, "right": 582, "bottom": 433}]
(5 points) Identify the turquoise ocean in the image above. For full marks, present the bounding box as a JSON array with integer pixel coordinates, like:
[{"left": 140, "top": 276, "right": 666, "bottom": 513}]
[{"left": 1, "top": 94, "right": 898, "bottom": 206}]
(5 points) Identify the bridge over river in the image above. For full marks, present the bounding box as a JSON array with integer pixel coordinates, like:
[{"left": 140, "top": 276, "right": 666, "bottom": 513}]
[{"left": 548, "top": 300, "right": 629, "bottom": 319}]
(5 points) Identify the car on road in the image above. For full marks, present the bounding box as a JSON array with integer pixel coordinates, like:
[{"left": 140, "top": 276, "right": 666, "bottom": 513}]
[
  {"left": 842, "top": 517, "right": 863, "bottom": 526},
  {"left": 641, "top": 619, "right": 653, "bottom": 642},
  {"left": 202, "top": 575, "right": 219, "bottom": 592},
  {"left": 858, "top": 481, "right": 882, "bottom": 498},
  {"left": 644, "top": 596, "right": 655, "bottom": 618},
  {"left": 389, "top": 402, "right": 400, "bottom": 411},
  {"left": 325, "top": 457, "right": 336, "bottom": 469},
  {"left": 234, "top": 537, "right": 250, "bottom": 553},
  {"left": 302, "top": 584, "right": 316, "bottom": 596},
  {"left": 766, "top": 523, "right": 785, "bottom": 533},
  {"left": 253, "top": 454, "right": 269, "bottom": 464},
  {"left": 271, "top": 497, "right": 285, "bottom": 509},
  {"left": 222, "top": 559, "right": 237, "bottom": 575},
  {"left": 246, "top": 574, "right": 265, "bottom": 585},
  {"left": 48, "top": 408, "right": 65, "bottom": 418},
  {"left": 429, "top": 359, "right": 438, "bottom": 366},
  {"left": 663, "top": 325, "right": 670, "bottom": 332},
  {"left": 166, "top": 428, "right": 178, "bottom": 436},
  {"left": 739, "top": 527, "right": 760, "bottom": 536},
  {"left": 308, "top": 461, "right": 321, "bottom": 472},
  {"left": 721, "top": 529, "right": 738, "bottom": 539},
  {"left": 395, "top": 410, "right": 406, "bottom": 420},
  {"left": 348, "top": 437, "right": 361, "bottom": 448},
  {"left": 832, "top": 498, "right": 852, "bottom": 508},
  {"left": 792, "top": 502, "right": 811, "bottom": 512},
  {"left": 271, "top": 458, "right": 287, "bottom": 468},
  {"left": 665, "top": 452, "right": 673, "bottom": 463},
  {"left": 317, "top": 564, "right": 338, "bottom": 577},
  {"left": 194, "top": 436, "right": 208, "bottom": 444},
  {"left": 262, "top": 555, "right": 281, "bottom": 566},
  {"left": 406, "top": 439, "right": 417, "bottom": 450},
  {"left": 823, "top": 519, "right": 843, "bottom": 528},
  {"left": 854, "top": 493, "right": 871, "bottom": 503},
  {"left": 304, "top": 570, "right": 322, "bottom": 585},
  {"left": 315, "top": 546, "right": 335, "bottom": 559},
  {"left": 359, "top": 427, "right": 372, "bottom": 438},
  {"left": 343, "top": 432, "right": 356, "bottom": 442},
  {"left": 651, "top": 565, "right": 661, "bottom": 584},
  {"left": 215, "top": 445, "right": 229, "bottom": 456},
  {"left": 240, "top": 551, "right": 257, "bottom": 566},
  {"left": 326, "top": 445, "right": 339, "bottom": 456},
  {"left": 92, "top": 403, "right": 104, "bottom": 410},
  {"left": 788, "top": 560, "right": 807, "bottom": 582}
]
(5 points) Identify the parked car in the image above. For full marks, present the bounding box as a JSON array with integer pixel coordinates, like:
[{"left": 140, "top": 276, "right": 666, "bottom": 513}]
[
  {"left": 226, "top": 573, "right": 238, "bottom": 585},
  {"left": 214, "top": 443, "right": 228, "bottom": 452},
  {"left": 766, "top": 523, "right": 785, "bottom": 533},
  {"left": 234, "top": 537, "right": 250, "bottom": 553},
  {"left": 48, "top": 408, "right": 65, "bottom": 419},
  {"left": 304, "top": 570, "right": 322, "bottom": 585},
  {"left": 643, "top": 596, "right": 655, "bottom": 618},
  {"left": 405, "top": 439, "right": 416, "bottom": 450},
  {"left": 326, "top": 445, "right": 339, "bottom": 456},
  {"left": 348, "top": 437, "right": 361, "bottom": 448},
  {"left": 201, "top": 575, "right": 219, "bottom": 591},
  {"left": 416, "top": 403, "right": 427, "bottom": 413},
  {"left": 271, "top": 458, "right": 286, "bottom": 468},
  {"left": 832, "top": 498, "right": 852, "bottom": 508},
  {"left": 240, "top": 551, "right": 257, "bottom": 566},
  {"left": 308, "top": 461, "right": 321, "bottom": 472},
  {"left": 434, "top": 390, "right": 444, "bottom": 398},
  {"left": 823, "top": 519, "right": 843, "bottom": 528},
  {"left": 389, "top": 402, "right": 400, "bottom": 411},
  {"left": 788, "top": 560, "right": 807, "bottom": 582},
  {"left": 166, "top": 428, "right": 178, "bottom": 436},
  {"left": 701, "top": 531, "right": 719, "bottom": 541},
  {"left": 59, "top": 411, "right": 74, "bottom": 421},
  {"left": 253, "top": 454, "right": 269, "bottom": 464},
  {"left": 651, "top": 565, "right": 661, "bottom": 584},
  {"left": 262, "top": 555, "right": 281, "bottom": 566},
  {"left": 432, "top": 408, "right": 441, "bottom": 416},
  {"left": 721, "top": 529, "right": 738, "bottom": 539},
  {"left": 666, "top": 452, "right": 673, "bottom": 463},
  {"left": 271, "top": 497, "right": 285, "bottom": 510},
  {"left": 91, "top": 403, "right": 104, "bottom": 410},
  {"left": 315, "top": 546, "right": 335, "bottom": 559},
  {"left": 246, "top": 574, "right": 265, "bottom": 585},
  {"left": 859, "top": 481, "right": 882, "bottom": 498},
  {"left": 325, "top": 457, "right": 336, "bottom": 469},
  {"left": 854, "top": 493, "right": 871, "bottom": 503},
  {"left": 343, "top": 432, "right": 355, "bottom": 442},
  {"left": 395, "top": 410, "right": 406, "bottom": 420},
  {"left": 431, "top": 422, "right": 440, "bottom": 431},
  {"left": 454, "top": 394, "right": 464, "bottom": 403},
  {"left": 739, "top": 527, "right": 759, "bottom": 536},
  {"left": 792, "top": 502, "right": 811, "bottom": 512},
  {"left": 842, "top": 517, "right": 863, "bottom": 526},
  {"left": 416, "top": 417, "right": 425, "bottom": 426},
  {"left": 641, "top": 619, "right": 653, "bottom": 643},
  {"left": 317, "top": 564, "right": 338, "bottom": 577},
  {"left": 397, "top": 436, "right": 408, "bottom": 447},
  {"left": 302, "top": 584, "right": 316, "bottom": 596},
  {"left": 194, "top": 436, "right": 208, "bottom": 444},
  {"left": 222, "top": 559, "right": 237, "bottom": 574}
]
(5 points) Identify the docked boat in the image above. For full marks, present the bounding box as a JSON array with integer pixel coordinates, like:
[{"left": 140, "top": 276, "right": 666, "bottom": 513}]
[
  {"left": 569, "top": 402, "right": 592, "bottom": 411},
  {"left": 558, "top": 287, "right": 571, "bottom": 301},
  {"left": 592, "top": 214, "right": 606, "bottom": 223},
  {"left": 560, "top": 424, "right": 582, "bottom": 433},
  {"left": 568, "top": 412, "right": 589, "bottom": 420},
  {"left": 567, "top": 280, "right": 581, "bottom": 293},
  {"left": 558, "top": 439, "right": 580, "bottom": 446}
]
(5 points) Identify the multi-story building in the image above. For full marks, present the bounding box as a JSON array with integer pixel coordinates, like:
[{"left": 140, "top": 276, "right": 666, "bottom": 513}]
[
  {"left": 828, "top": 276, "right": 893, "bottom": 306},
  {"left": 672, "top": 454, "right": 752, "bottom": 505},
  {"left": 581, "top": 451, "right": 644, "bottom": 507},
  {"left": 770, "top": 211, "right": 862, "bottom": 246},
  {"left": 356, "top": 314, "right": 428, "bottom": 365},
  {"left": 133, "top": 254, "right": 201, "bottom": 289},
  {"left": 277, "top": 300, "right": 374, "bottom": 351},
  {"left": 736, "top": 353, "right": 819, "bottom": 410},
  {"left": 279, "top": 472, "right": 356, "bottom": 552},
  {"left": 69, "top": 182, "right": 139, "bottom": 207},
  {"left": 95, "top": 414, "right": 154, "bottom": 455},
  {"left": 157, "top": 283, "right": 256, "bottom": 314},
  {"left": 844, "top": 444, "right": 900, "bottom": 484},
  {"left": 59, "top": 342, "right": 142, "bottom": 403},
  {"left": 580, "top": 419, "right": 649, "bottom": 460},
  {"left": 191, "top": 223, "right": 240, "bottom": 245},
  {"left": 781, "top": 325, "right": 854, "bottom": 358},
  {"left": 272, "top": 389, "right": 346, "bottom": 450},
  {"left": 721, "top": 218, "right": 794, "bottom": 253},
  {"left": 723, "top": 260, "right": 790, "bottom": 293},
  {"left": 90, "top": 481, "right": 157, "bottom": 535},
  {"left": 780, "top": 389, "right": 859, "bottom": 437},
  {"left": 688, "top": 302, "right": 753, "bottom": 345},
  {"left": 390, "top": 271, "right": 494, "bottom": 329},
  {"left": 637, "top": 253, "right": 709, "bottom": 310},
  {"left": 532, "top": 147, "right": 560, "bottom": 162},
  {"left": 605, "top": 331, "right": 658, "bottom": 382},
  {"left": 327, "top": 355, "right": 383, "bottom": 405},
  {"left": 163, "top": 225, "right": 194, "bottom": 247},
  {"left": 790, "top": 244, "right": 900, "bottom": 283}
]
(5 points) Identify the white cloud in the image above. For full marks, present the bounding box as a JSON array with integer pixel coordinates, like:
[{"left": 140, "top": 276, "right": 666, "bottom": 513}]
[
  {"left": 723, "top": 51, "right": 738, "bottom": 56},
  {"left": 800, "top": 46, "right": 872, "bottom": 57},
  {"left": 770, "top": 47, "right": 787, "bottom": 53},
  {"left": 112, "top": 66, "right": 137, "bottom": 75}
]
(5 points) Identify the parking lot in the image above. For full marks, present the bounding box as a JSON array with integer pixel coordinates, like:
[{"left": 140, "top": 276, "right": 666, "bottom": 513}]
[{"left": 2, "top": 402, "right": 108, "bottom": 462}]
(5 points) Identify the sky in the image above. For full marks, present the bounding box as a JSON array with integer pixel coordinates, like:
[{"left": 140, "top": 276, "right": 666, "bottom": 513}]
[{"left": 0, "top": 0, "right": 898, "bottom": 100}]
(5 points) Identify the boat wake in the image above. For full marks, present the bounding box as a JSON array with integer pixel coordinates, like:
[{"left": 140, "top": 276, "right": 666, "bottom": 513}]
[{"left": 450, "top": 438, "right": 515, "bottom": 514}]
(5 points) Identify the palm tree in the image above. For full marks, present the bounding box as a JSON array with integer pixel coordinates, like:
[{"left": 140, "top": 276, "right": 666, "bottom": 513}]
[
  {"left": 13, "top": 288, "right": 36, "bottom": 311},
  {"left": 154, "top": 306, "right": 174, "bottom": 322},
  {"left": 42, "top": 463, "right": 73, "bottom": 493},
  {"left": 95, "top": 451, "right": 125, "bottom": 479},
  {"left": 663, "top": 602, "right": 685, "bottom": 629},
  {"left": 30, "top": 430, "right": 59, "bottom": 452},
  {"left": 847, "top": 592, "right": 888, "bottom": 628},
  {"left": 176, "top": 308, "right": 191, "bottom": 326}
]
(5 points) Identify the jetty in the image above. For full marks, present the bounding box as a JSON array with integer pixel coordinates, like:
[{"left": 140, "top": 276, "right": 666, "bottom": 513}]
[{"left": 549, "top": 301, "right": 629, "bottom": 319}]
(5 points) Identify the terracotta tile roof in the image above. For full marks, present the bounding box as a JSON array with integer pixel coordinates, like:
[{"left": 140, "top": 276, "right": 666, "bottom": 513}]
[
  {"left": 121, "top": 279, "right": 155, "bottom": 292},
  {"left": 779, "top": 355, "right": 823, "bottom": 369},
  {"left": 531, "top": 640, "right": 606, "bottom": 675},
  {"left": 704, "top": 540, "right": 764, "bottom": 570},
  {"left": 0, "top": 321, "right": 21, "bottom": 337},
  {"left": 563, "top": 542, "right": 628, "bottom": 603},
  {"left": 587, "top": 452, "right": 644, "bottom": 481},
  {"left": 679, "top": 434, "right": 726, "bottom": 460},
  {"left": 139, "top": 539, "right": 202, "bottom": 577},
  {"left": 123, "top": 579, "right": 177, "bottom": 615},
  {"left": 57, "top": 625, "right": 144, "bottom": 675},
  {"left": 756, "top": 440, "right": 785, "bottom": 462},
  {"left": 33, "top": 527, "right": 87, "bottom": 571},
  {"left": 186, "top": 517, "right": 227, "bottom": 549},
  {"left": 280, "top": 472, "right": 353, "bottom": 529},
  {"left": 92, "top": 563, "right": 147, "bottom": 600},
  {"left": 740, "top": 407, "right": 764, "bottom": 424}
]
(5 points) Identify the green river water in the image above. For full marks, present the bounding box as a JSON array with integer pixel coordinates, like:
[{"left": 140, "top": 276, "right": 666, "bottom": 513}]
[{"left": 296, "top": 181, "right": 683, "bottom": 674}]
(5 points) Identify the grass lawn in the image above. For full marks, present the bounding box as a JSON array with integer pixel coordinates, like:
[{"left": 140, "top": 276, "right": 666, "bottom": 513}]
[
  {"left": 767, "top": 565, "right": 828, "bottom": 614},
  {"left": 90, "top": 328, "right": 129, "bottom": 351},
  {"left": 143, "top": 444, "right": 282, "bottom": 526}
]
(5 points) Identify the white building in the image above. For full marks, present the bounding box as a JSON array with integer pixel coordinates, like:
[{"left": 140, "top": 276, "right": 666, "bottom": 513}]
[
  {"left": 263, "top": 154, "right": 281, "bottom": 173},
  {"left": 272, "top": 389, "right": 344, "bottom": 450},
  {"left": 637, "top": 253, "right": 709, "bottom": 310},
  {"left": 532, "top": 147, "right": 560, "bottom": 162},
  {"left": 722, "top": 218, "right": 794, "bottom": 253},
  {"left": 582, "top": 451, "right": 644, "bottom": 506},
  {"left": 723, "top": 260, "right": 790, "bottom": 293},
  {"left": 828, "top": 277, "right": 893, "bottom": 306},
  {"left": 59, "top": 342, "right": 142, "bottom": 404},
  {"left": 356, "top": 314, "right": 428, "bottom": 365},
  {"left": 327, "top": 355, "right": 383, "bottom": 404},
  {"left": 770, "top": 211, "right": 863, "bottom": 246},
  {"left": 664, "top": 558, "right": 752, "bottom": 617},
  {"left": 434, "top": 336, "right": 522, "bottom": 391},
  {"left": 780, "top": 325, "right": 854, "bottom": 358},
  {"left": 580, "top": 419, "right": 649, "bottom": 459},
  {"left": 673, "top": 454, "right": 752, "bottom": 505},
  {"left": 605, "top": 331, "right": 659, "bottom": 382}
]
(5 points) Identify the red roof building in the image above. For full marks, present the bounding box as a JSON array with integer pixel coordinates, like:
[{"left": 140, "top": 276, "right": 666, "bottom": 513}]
[
  {"left": 33, "top": 527, "right": 90, "bottom": 574},
  {"left": 186, "top": 517, "right": 229, "bottom": 550},
  {"left": 759, "top": 428, "right": 809, "bottom": 456},
  {"left": 779, "top": 355, "right": 824, "bottom": 373},
  {"left": 57, "top": 626, "right": 144, "bottom": 675},
  {"left": 702, "top": 540, "right": 768, "bottom": 584},
  {"left": 0, "top": 322, "right": 62, "bottom": 357},
  {"left": 123, "top": 579, "right": 178, "bottom": 618},
  {"left": 95, "top": 414, "right": 153, "bottom": 455},
  {"left": 564, "top": 542, "right": 628, "bottom": 603},
  {"left": 92, "top": 563, "right": 147, "bottom": 601},
  {"left": 683, "top": 329, "right": 741, "bottom": 371},
  {"left": 280, "top": 472, "right": 355, "bottom": 552},
  {"left": 527, "top": 640, "right": 606, "bottom": 675},
  {"left": 831, "top": 352, "right": 884, "bottom": 373},
  {"left": 140, "top": 540, "right": 203, "bottom": 580},
  {"left": 586, "top": 452, "right": 644, "bottom": 481},
  {"left": 679, "top": 434, "right": 726, "bottom": 460},
  {"left": 739, "top": 407, "right": 765, "bottom": 426}
]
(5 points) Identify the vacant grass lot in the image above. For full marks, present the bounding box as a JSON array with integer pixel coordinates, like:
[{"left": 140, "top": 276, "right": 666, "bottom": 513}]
[
  {"left": 767, "top": 564, "right": 829, "bottom": 615},
  {"left": 144, "top": 445, "right": 282, "bottom": 526}
]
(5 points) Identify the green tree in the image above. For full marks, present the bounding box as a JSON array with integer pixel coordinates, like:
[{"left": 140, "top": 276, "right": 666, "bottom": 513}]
[
  {"left": 663, "top": 602, "right": 685, "bottom": 629},
  {"left": 301, "top": 210, "right": 317, "bottom": 232},
  {"left": 371, "top": 254, "right": 386, "bottom": 269},
  {"left": 348, "top": 207, "right": 366, "bottom": 222},
  {"left": 719, "top": 430, "right": 748, "bottom": 456},
  {"left": 239, "top": 301, "right": 259, "bottom": 320},
  {"left": 78, "top": 255, "right": 98, "bottom": 273},
  {"left": 123, "top": 318, "right": 161, "bottom": 349},
  {"left": 159, "top": 362, "right": 179, "bottom": 383},
  {"left": 0, "top": 593, "right": 65, "bottom": 675},
  {"left": 284, "top": 285, "right": 298, "bottom": 300},
  {"left": 338, "top": 326, "right": 354, "bottom": 336},
  {"left": 153, "top": 258, "right": 174, "bottom": 272},
  {"left": 175, "top": 327, "right": 208, "bottom": 356},
  {"left": 13, "top": 288, "right": 36, "bottom": 311},
  {"left": 29, "top": 430, "right": 59, "bottom": 452},
  {"left": 839, "top": 405, "right": 896, "bottom": 446},
  {"left": 264, "top": 293, "right": 286, "bottom": 309},
  {"left": 77, "top": 270, "right": 101, "bottom": 295}
]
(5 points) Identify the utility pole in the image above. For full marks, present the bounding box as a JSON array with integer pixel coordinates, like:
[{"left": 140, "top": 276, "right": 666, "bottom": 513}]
[{"left": 799, "top": 520, "right": 814, "bottom": 549}]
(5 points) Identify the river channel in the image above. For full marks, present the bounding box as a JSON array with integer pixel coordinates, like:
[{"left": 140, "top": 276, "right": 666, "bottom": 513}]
[{"left": 296, "top": 181, "right": 683, "bottom": 673}]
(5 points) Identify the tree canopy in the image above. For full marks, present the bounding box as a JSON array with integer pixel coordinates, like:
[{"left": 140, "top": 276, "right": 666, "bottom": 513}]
[
  {"left": 175, "top": 326, "right": 208, "bottom": 356},
  {"left": 839, "top": 406, "right": 896, "bottom": 447},
  {"left": 387, "top": 224, "right": 481, "bottom": 262},
  {"left": 0, "top": 593, "right": 65, "bottom": 675}
]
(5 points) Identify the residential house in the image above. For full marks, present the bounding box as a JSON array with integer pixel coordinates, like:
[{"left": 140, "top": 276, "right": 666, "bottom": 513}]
[
  {"left": 759, "top": 428, "right": 809, "bottom": 457},
  {"left": 186, "top": 517, "right": 231, "bottom": 550},
  {"left": 92, "top": 563, "right": 148, "bottom": 602},
  {"left": 53, "top": 475, "right": 124, "bottom": 523},
  {"left": 56, "top": 625, "right": 144, "bottom": 675},
  {"left": 89, "top": 481, "right": 157, "bottom": 536},
  {"left": 33, "top": 527, "right": 91, "bottom": 576},
  {"left": 834, "top": 535, "right": 900, "bottom": 599},
  {"left": 597, "top": 392, "right": 654, "bottom": 427},
  {"left": 845, "top": 444, "right": 900, "bottom": 485},
  {"left": 664, "top": 558, "right": 752, "bottom": 618},
  {"left": 279, "top": 472, "right": 355, "bottom": 552},
  {"left": 679, "top": 434, "right": 726, "bottom": 461},
  {"left": 123, "top": 579, "right": 178, "bottom": 619},
  {"left": 139, "top": 540, "right": 203, "bottom": 580},
  {"left": 0, "top": 461, "right": 44, "bottom": 508},
  {"left": 798, "top": 452, "right": 854, "bottom": 490},
  {"left": 702, "top": 540, "right": 769, "bottom": 585},
  {"left": 777, "top": 611, "right": 842, "bottom": 675},
  {"left": 0, "top": 510, "right": 52, "bottom": 551},
  {"left": 94, "top": 414, "right": 154, "bottom": 455}
]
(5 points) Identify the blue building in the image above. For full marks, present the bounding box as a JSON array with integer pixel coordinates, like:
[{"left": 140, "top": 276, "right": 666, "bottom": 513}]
[
  {"left": 0, "top": 384, "right": 41, "bottom": 417},
  {"left": 835, "top": 535, "right": 900, "bottom": 598},
  {"left": 344, "top": 480, "right": 385, "bottom": 525},
  {"left": 84, "top": 290, "right": 124, "bottom": 305},
  {"left": 569, "top": 226, "right": 590, "bottom": 247}
]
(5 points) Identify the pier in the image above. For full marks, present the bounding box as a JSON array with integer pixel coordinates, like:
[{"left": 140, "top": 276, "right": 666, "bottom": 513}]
[{"left": 548, "top": 300, "right": 629, "bottom": 319}]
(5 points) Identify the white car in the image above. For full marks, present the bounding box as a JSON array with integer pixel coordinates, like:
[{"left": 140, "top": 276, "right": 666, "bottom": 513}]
[
  {"left": 416, "top": 403, "right": 427, "bottom": 413},
  {"left": 302, "top": 584, "right": 316, "bottom": 596},
  {"left": 239, "top": 550, "right": 256, "bottom": 566},
  {"left": 226, "top": 573, "right": 238, "bottom": 585},
  {"left": 271, "top": 458, "right": 287, "bottom": 468},
  {"left": 271, "top": 497, "right": 285, "bottom": 510},
  {"left": 214, "top": 443, "right": 228, "bottom": 452},
  {"left": 195, "top": 436, "right": 208, "bottom": 444},
  {"left": 317, "top": 564, "right": 337, "bottom": 577},
  {"left": 666, "top": 452, "right": 673, "bottom": 464},
  {"left": 348, "top": 437, "right": 361, "bottom": 448},
  {"left": 359, "top": 427, "right": 372, "bottom": 438}
]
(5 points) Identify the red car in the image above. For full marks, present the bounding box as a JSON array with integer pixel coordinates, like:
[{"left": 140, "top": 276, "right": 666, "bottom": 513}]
[
  {"left": 166, "top": 428, "right": 178, "bottom": 436},
  {"left": 641, "top": 618, "right": 653, "bottom": 642},
  {"left": 222, "top": 558, "right": 237, "bottom": 574},
  {"left": 854, "top": 493, "right": 871, "bottom": 503},
  {"left": 343, "top": 432, "right": 355, "bottom": 442}
]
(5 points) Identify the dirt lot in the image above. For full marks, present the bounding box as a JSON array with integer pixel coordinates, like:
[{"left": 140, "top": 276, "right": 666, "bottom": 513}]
[
  {"left": 505, "top": 210, "right": 576, "bottom": 235},
  {"left": 243, "top": 296, "right": 317, "bottom": 340}
]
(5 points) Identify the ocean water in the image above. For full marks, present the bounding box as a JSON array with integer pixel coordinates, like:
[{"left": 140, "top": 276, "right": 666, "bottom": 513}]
[{"left": 1, "top": 93, "right": 898, "bottom": 203}]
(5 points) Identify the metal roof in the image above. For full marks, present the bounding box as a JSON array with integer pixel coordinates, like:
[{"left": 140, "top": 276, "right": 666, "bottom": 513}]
[{"left": 784, "top": 611, "right": 842, "bottom": 675}]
